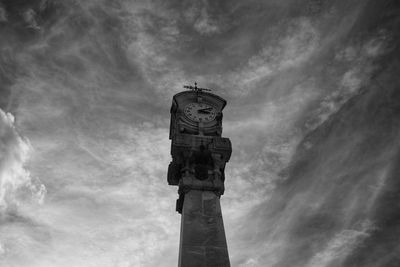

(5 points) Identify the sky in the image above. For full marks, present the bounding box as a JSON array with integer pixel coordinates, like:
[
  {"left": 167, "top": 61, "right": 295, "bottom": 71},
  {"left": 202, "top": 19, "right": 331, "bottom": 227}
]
[{"left": 0, "top": 0, "right": 399, "bottom": 266}]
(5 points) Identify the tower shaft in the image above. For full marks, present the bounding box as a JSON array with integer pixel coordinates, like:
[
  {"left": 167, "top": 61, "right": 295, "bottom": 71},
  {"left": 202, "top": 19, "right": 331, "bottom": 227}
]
[{"left": 179, "top": 190, "right": 230, "bottom": 267}]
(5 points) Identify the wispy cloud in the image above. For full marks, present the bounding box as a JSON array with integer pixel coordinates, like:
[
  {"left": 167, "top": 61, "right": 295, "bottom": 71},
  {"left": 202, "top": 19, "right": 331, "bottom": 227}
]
[
  {"left": 0, "top": 4, "right": 7, "bottom": 22},
  {"left": 307, "top": 221, "right": 373, "bottom": 267}
]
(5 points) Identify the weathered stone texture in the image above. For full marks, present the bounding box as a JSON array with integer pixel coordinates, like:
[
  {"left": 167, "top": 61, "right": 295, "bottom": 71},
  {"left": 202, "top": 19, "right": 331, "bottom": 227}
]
[{"left": 179, "top": 190, "right": 230, "bottom": 267}]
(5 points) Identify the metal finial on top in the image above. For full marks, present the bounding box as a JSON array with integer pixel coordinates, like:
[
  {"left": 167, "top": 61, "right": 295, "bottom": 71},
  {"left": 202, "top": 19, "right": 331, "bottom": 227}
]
[{"left": 183, "top": 82, "right": 212, "bottom": 92}]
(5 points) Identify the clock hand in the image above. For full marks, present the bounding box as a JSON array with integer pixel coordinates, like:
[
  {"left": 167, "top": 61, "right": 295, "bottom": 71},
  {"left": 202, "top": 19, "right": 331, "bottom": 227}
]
[
  {"left": 198, "top": 110, "right": 211, "bottom": 114},
  {"left": 198, "top": 107, "right": 213, "bottom": 112}
]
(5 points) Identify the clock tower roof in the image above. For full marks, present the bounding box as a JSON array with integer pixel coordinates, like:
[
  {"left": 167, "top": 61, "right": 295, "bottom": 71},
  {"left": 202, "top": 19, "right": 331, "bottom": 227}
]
[{"left": 172, "top": 91, "right": 227, "bottom": 110}]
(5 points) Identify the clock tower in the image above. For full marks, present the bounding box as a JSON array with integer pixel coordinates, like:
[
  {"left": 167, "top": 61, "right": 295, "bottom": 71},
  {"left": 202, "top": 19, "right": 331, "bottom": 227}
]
[{"left": 168, "top": 83, "right": 232, "bottom": 267}]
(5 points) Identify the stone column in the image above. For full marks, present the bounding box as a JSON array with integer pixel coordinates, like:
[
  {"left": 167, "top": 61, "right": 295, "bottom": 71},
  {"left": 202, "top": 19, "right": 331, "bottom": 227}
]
[{"left": 178, "top": 189, "right": 230, "bottom": 267}]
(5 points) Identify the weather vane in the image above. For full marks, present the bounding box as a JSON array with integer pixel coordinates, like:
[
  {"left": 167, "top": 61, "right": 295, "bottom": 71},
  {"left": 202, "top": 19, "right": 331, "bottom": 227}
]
[{"left": 183, "top": 82, "right": 212, "bottom": 92}]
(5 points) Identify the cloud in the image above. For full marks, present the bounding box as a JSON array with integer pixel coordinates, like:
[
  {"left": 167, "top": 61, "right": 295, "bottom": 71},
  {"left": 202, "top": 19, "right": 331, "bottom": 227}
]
[
  {"left": 0, "top": 109, "right": 46, "bottom": 212},
  {"left": 307, "top": 221, "right": 374, "bottom": 267},
  {"left": 123, "top": 3, "right": 323, "bottom": 97},
  {"left": 0, "top": 4, "right": 7, "bottom": 22},
  {"left": 305, "top": 29, "right": 392, "bottom": 131},
  {"left": 0, "top": 109, "right": 46, "bottom": 265},
  {"left": 190, "top": 0, "right": 226, "bottom": 36},
  {"left": 23, "top": 8, "right": 41, "bottom": 30},
  {"left": 0, "top": 2, "right": 180, "bottom": 263},
  {"left": 0, "top": 117, "right": 179, "bottom": 266}
]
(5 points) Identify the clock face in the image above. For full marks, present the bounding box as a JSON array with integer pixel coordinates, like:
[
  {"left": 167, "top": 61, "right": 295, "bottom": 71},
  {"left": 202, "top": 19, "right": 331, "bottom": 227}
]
[{"left": 184, "top": 103, "right": 217, "bottom": 122}]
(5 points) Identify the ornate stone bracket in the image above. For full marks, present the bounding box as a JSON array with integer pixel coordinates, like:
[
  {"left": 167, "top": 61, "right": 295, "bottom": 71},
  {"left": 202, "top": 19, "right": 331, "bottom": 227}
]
[{"left": 169, "top": 134, "right": 232, "bottom": 213}]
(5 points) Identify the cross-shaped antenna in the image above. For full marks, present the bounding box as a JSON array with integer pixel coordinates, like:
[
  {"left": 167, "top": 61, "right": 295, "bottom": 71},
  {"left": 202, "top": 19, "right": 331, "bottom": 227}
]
[{"left": 183, "top": 82, "right": 212, "bottom": 92}]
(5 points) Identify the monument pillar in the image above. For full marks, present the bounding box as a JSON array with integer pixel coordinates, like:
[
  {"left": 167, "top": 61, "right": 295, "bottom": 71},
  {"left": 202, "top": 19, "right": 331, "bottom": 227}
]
[
  {"left": 168, "top": 84, "right": 232, "bottom": 267},
  {"left": 179, "top": 190, "right": 230, "bottom": 267}
]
